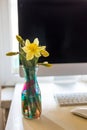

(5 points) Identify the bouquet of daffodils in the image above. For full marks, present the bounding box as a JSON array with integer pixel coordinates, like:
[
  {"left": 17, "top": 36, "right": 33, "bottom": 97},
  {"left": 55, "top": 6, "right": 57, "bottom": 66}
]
[{"left": 6, "top": 35, "right": 51, "bottom": 68}]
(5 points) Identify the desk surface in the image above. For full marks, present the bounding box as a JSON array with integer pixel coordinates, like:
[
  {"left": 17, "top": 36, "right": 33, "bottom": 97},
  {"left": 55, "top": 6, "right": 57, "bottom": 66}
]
[{"left": 5, "top": 79, "right": 87, "bottom": 130}]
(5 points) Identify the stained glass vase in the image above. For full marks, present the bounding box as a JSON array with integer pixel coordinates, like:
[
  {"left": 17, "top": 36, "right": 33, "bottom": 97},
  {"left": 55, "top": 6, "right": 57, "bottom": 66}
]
[{"left": 21, "top": 66, "right": 41, "bottom": 119}]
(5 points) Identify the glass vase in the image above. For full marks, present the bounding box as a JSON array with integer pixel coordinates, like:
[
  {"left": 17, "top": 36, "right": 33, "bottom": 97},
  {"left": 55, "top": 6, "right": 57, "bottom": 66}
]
[{"left": 21, "top": 66, "right": 41, "bottom": 119}]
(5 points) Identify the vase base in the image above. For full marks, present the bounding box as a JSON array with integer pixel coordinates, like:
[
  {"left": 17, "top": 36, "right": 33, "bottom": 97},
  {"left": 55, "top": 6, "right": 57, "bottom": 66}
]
[{"left": 23, "top": 114, "right": 41, "bottom": 120}]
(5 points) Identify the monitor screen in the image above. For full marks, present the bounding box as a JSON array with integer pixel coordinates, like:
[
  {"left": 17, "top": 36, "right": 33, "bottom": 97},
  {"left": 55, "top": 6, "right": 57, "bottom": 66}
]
[{"left": 18, "top": 0, "right": 87, "bottom": 76}]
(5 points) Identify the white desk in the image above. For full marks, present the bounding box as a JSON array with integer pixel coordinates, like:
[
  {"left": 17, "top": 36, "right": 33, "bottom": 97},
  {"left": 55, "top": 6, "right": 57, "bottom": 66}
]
[{"left": 5, "top": 80, "right": 87, "bottom": 130}]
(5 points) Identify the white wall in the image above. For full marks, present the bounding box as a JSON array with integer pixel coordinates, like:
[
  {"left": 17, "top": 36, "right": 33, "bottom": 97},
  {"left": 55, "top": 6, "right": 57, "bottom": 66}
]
[{"left": 0, "top": 0, "right": 24, "bottom": 86}]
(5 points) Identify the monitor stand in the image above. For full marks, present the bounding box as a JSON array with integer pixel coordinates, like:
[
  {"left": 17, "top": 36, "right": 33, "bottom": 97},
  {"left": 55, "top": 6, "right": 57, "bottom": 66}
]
[
  {"left": 53, "top": 75, "right": 81, "bottom": 85},
  {"left": 78, "top": 75, "right": 87, "bottom": 83},
  {"left": 53, "top": 75, "right": 87, "bottom": 94}
]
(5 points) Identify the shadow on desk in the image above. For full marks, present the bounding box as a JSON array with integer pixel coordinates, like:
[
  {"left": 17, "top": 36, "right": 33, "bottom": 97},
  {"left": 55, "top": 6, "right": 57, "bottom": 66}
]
[{"left": 23, "top": 115, "right": 64, "bottom": 130}]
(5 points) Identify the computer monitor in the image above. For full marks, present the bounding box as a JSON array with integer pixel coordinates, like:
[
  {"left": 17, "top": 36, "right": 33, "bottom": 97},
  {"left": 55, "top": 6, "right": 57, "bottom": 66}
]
[{"left": 18, "top": 0, "right": 87, "bottom": 77}]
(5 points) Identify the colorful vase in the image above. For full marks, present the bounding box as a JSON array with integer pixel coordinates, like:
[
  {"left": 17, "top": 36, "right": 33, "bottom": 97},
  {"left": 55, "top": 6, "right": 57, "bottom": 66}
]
[{"left": 21, "top": 66, "right": 41, "bottom": 119}]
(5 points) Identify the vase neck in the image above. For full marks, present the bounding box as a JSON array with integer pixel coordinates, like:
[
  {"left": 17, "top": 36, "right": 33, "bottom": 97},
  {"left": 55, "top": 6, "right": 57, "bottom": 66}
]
[{"left": 23, "top": 66, "right": 37, "bottom": 82}]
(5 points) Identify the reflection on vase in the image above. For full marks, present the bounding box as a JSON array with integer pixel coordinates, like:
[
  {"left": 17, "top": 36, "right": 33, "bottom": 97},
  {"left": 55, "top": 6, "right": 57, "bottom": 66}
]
[{"left": 21, "top": 66, "right": 41, "bottom": 119}]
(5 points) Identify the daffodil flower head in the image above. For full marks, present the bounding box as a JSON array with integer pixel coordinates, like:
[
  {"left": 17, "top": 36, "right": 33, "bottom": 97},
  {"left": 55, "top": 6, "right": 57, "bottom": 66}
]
[
  {"left": 22, "top": 38, "right": 49, "bottom": 61},
  {"left": 6, "top": 35, "right": 51, "bottom": 67}
]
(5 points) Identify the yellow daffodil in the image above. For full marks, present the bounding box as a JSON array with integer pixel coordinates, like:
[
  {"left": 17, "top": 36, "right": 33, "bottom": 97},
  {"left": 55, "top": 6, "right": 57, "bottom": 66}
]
[
  {"left": 6, "top": 35, "right": 51, "bottom": 67},
  {"left": 41, "top": 50, "right": 49, "bottom": 57},
  {"left": 22, "top": 38, "right": 49, "bottom": 61}
]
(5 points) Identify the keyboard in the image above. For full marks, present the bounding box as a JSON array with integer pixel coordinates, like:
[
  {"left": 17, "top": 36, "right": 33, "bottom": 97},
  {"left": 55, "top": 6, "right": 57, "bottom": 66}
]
[{"left": 54, "top": 92, "right": 87, "bottom": 106}]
